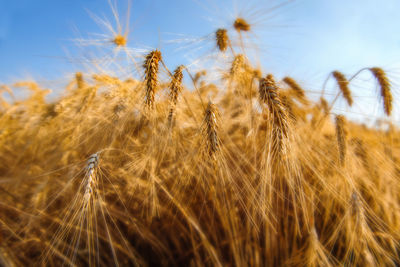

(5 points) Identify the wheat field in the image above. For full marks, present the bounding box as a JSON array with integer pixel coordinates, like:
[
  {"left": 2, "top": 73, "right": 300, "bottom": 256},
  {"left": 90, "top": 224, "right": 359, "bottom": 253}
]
[{"left": 0, "top": 2, "right": 400, "bottom": 266}]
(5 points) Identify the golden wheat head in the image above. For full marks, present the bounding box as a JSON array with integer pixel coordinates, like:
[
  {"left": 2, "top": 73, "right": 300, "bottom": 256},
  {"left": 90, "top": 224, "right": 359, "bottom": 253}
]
[
  {"left": 230, "top": 54, "right": 245, "bottom": 77},
  {"left": 84, "top": 153, "right": 99, "bottom": 201},
  {"left": 335, "top": 115, "right": 347, "bottom": 166},
  {"left": 143, "top": 50, "right": 162, "bottom": 108},
  {"left": 215, "top": 28, "right": 229, "bottom": 52},
  {"left": 259, "top": 74, "right": 289, "bottom": 155},
  {"left": 282, "top": 76, "right": 308, "bottom": 103},
  {"left": 168, "top": 65, "right": 184, "bottom": 124},
  {"left": 203, "top": 102, "right": 220, "bottom": 156},
  {"left": 113, "top": 34, "right": 127, "bottom": 47},
  {"left": 75, "top": 72, "right": 84, "bottom": 90},
  {"left": 369, "top": 67, "right": 392, "bottom": 116},
  {"left": 332, "top": 71, "right": 353, "bottom": 106},
  {"left": 234, "top": 18, "right": 251, "bottom": 32}
]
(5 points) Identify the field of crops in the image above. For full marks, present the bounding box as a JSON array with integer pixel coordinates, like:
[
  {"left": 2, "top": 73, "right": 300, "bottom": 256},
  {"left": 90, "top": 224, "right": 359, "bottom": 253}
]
[{"left": 0, "top": 2, "right": 399, "bottom": 266}]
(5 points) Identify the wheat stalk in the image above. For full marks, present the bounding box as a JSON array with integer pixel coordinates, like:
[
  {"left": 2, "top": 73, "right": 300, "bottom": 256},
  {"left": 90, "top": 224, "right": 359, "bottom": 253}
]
[
  {"left": 319, "top": 97, "right": 329, "bottom": 114},
  {"left": 282, "top": 76, "right": 307, "bottom": 103},
  {"left": 113, "top": 34, "right": 127, "bottom": 47},
  {"left": 75, "top": 72, "right": 84, "bottom": 90},
  {"left": 259, "top": 74, "right": 289, "bottom": 156},
  {"left": 369, "top": 67, "right": 392, "bottom": 116},
  {"left": 215, "top": 29, "right": 229, "bottom": 52},
  {"left": 349, "top": 192, "right": 377, "bottom": 266},
  {"left": 332, "top": 71, "right": 353, "bottom": 106},
  {"left": 168, "top": 65, "right": 184, "bottom": 125},
  {"left": 230, "top": 54, "right": 245, "bottom": 77},
  {"left": 335, "top": 115, "right": 347, "bottom": 166},
  {"left": 203, "top": 102, "right": 220, "bottom": 156},
  {"left": 84, "top": 153, "right": 99, "bottom": 202},
  {"left": 234, "top": 18, "right": 251, "bottom": 32},
  {"left": 143, "top": 50, "right": 162, "bottom": 109}
]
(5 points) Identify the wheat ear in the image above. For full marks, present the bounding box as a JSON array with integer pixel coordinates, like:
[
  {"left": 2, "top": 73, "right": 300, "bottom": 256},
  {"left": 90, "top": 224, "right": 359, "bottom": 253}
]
[
  {"left": 168, "top": 65, "right": 184, "bottom": 125},
  {"left": 75, "top": 72, "right": 84, "bottom": 90},
  {"left": 332, "top": 71, "right": 353, "bottom": 106},
  {"left": 282, "top": 76, "right": 307, "bottom": 103},
  {"left": 234, "top": 18, "right": 251, "bottom": 32},
  {"left": 335, "top": 115, "right": 347, "bottom": 166},
  {"left": 215, "top": 29, "right": 229, "bottom": 52},
  {"left": 259, "top": 74, "right": 289, "bottom": 156},
  {"left": 369, "top": 67, "right": 392, "bottom": 116},
  {"left": 143, "top": 50, "right": 162, "bottom": 109},
  {"left": 203, "top": 102, "right": 220, "bottom": 156},
  {"left": 84, "top": 153, "right": 99, "bottom": 201}
]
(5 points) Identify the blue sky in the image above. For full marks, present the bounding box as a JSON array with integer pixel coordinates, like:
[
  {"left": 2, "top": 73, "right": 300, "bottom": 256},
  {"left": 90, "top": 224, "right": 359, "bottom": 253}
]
[
  {"left": 1, "top": 0, "right": 400, "bottom": 121},
  {"left": 1, "top": 0, "right": 399, "bottom": 80},
  {"left": 0, "top": 0, "right": 223, "bottom": 83}
]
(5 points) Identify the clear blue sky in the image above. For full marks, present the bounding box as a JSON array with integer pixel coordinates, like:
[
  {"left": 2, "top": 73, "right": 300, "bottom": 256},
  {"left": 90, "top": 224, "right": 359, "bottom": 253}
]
[{"left": 1, "top": 0, "right": 400, "bottom": 121}]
